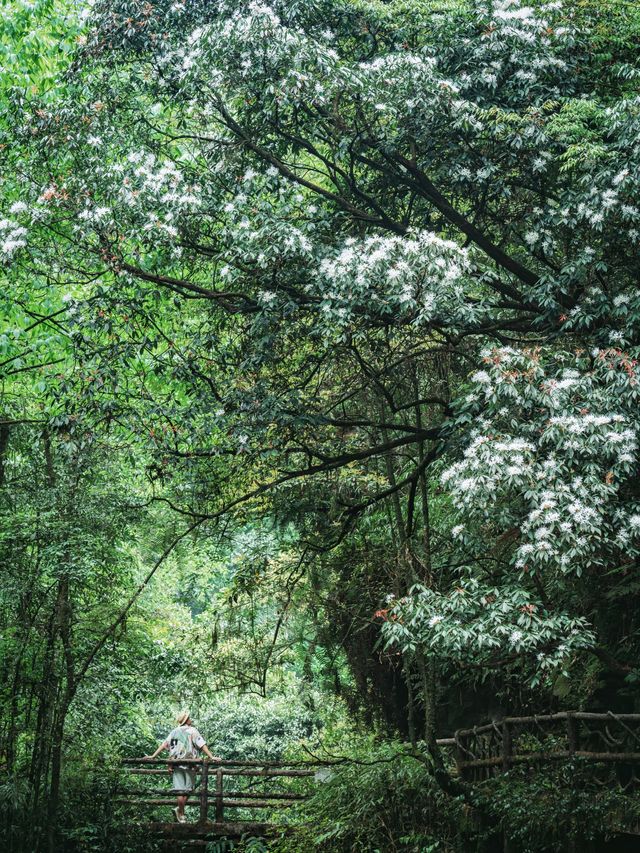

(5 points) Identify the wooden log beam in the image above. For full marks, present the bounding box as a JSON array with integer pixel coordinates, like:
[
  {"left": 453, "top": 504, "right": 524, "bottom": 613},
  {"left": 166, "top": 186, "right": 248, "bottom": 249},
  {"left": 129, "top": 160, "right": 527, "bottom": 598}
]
[
  {"left": 453, "top": 712, "right": 640, "bottom": 739},
  {"left": 116, "top": 800, "right": 200, "bottom": 806},
  {"left": 124, "top": 758, "right": 206, "bottom": 766},
  {"left": 215, "top": 767, "right": 223, "bottom": 824},
  {"left": 199, "top": 759, "right": 209, "bottom": 824},
  {"left": 224, "top": 791, "right": 307, "bottom": 801},
  {"left": 123, "top": 758, "right": 323, "bottom": 767},
  {"left": 221, "top": 799, "right": 297, "bottom": 809},
  {"left": 459, "top": 750, "right": 640, "bottom": 770},
  {"left": 125, "top": 766, "right": 315, "bottom": 778},
  {"left": 220, "top": 768, "right": 315, "bottom": 777},
  {"left": 147, "top": 820, "right": 281, "bottom": 838},
  {"left": 118, "top": 788, "right": 199, "bottom": 796},
  {"left": 117, "top": 789, "right": 308, "bottom": 800},
  {"left": 129, "top": 769, "right": 175, "bottom": 776},
  {"left": 117, "top": 798, "right": 300, "bottom": 809},
  {"left": 572, "top": 713, "right": 640, "bottom": 721}
]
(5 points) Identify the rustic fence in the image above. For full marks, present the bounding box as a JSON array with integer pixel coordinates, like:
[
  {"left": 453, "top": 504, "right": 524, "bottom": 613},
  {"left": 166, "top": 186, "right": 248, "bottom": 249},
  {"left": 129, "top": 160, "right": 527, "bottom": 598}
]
[
  {"left": 434, "top": 711, "right": 640, "bottom": 785},
  {"left": 120, "top": 713, "right": 640, "bottom": 840}
]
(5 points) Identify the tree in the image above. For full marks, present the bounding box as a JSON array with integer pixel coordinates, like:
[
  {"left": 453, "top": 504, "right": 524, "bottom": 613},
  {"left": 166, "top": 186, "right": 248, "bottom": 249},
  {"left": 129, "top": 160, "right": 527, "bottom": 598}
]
[{"left": 2, "top": 2, "right": 640, "bottom": 840}]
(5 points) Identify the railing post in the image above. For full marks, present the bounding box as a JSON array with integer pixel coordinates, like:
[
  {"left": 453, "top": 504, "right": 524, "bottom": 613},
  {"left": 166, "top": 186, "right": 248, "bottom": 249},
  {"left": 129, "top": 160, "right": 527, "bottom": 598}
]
[
  {"left": 199, "top": 759, "right": 209, "bottom": 825},
  {"left": 455, "top": 734, "right": 466, "bottom": 782},
  {"left": 566, "top": 713, "right": 577, "bottom": 756},
  {"left": 215, "top": 766, "right": 224, "bottom": 823},
  {"left": 502, "top": 720, "right": 512, "bottom": 772}
]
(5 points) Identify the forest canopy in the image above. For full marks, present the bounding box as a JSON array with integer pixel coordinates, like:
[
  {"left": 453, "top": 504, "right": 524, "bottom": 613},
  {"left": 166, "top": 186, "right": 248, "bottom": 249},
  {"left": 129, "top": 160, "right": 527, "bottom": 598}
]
[{"left": 1, "top": 0, "right": 640, "bottom": 851}]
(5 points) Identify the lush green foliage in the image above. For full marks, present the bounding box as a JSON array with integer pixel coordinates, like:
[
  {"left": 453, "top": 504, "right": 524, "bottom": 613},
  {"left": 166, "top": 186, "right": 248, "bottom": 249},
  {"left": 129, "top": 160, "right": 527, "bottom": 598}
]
[
  {"left": 478, "top": 760, "right": 640, "bottom": 852},
  {"left": 274, "top": 741, "right": 471, "bottom": 853},
  {"left": 1, "top": 0, "right": 640, "bottom": 850}
]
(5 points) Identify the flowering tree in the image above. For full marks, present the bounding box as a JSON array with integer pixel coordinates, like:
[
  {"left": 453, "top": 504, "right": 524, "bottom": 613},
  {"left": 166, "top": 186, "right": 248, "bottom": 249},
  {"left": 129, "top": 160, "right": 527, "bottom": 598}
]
[{"left": 2, "top": 0, "right": 640, "bottom": 739}]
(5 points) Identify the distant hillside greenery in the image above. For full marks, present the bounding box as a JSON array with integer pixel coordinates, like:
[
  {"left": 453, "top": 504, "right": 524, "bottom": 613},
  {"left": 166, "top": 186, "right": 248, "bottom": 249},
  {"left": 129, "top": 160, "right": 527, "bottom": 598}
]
[{"left": 1, "top": 0, "right": 640, "bottom": 850}]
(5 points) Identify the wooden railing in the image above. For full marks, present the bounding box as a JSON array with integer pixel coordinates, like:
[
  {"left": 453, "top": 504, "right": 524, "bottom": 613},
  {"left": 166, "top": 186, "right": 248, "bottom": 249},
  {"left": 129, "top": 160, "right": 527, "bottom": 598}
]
[
  {"left": 435, "top": 711, "right": 640, "bottom": 785},
  {"left": 120, "top": 757, "right": 325, "bottom": 832},
  {"left": 120, "top": 713, "right": 640, "bottom": 837}
]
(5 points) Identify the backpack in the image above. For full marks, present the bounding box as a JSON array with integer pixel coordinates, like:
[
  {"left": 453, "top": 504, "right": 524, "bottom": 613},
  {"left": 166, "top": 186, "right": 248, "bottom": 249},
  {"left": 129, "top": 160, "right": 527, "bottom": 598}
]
[{"left": 168, "top": 726, "right": 197, "bottom": 760}]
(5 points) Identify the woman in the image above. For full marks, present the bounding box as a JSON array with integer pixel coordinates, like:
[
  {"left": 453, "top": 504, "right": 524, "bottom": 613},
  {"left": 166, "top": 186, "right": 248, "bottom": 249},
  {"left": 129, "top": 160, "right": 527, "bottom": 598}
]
[{"left": 145, "top": 710, "right": 221, "bottom": 823}]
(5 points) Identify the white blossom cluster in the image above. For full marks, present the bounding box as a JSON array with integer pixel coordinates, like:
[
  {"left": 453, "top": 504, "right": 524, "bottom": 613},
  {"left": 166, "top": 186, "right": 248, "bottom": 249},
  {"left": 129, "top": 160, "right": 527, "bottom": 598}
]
[
  {"left": 115, "top": 152, "right": 201, "bottom": 237},
  {"left": 0, "top": 215, "right": 28, "bottom": 261},
  {"left": 62, "top": 148, "right": 203, "bottom": 255},
  {"left": 71, "top": 0, "right": 640, "bottom": 316},
  {"left": 314, "top": 231, "right": 476, "bottom": 333},
  {"left": 382, "top": 579, "right": 595, "bottom": 681},
  {"left": 181, "top": 2, "right": 344, "bottom": 107},
  {"left": 215, "top": 172, "right": 316, "bottom": 279},
  {"left": 442, "top": 348, "right": 640, "bottom": 577},
  {"left": 357, "top": 53, "right": 444, "bottom": 119},
  {"left": 480, "top": 0, "right": 569, "bottom": 43}
]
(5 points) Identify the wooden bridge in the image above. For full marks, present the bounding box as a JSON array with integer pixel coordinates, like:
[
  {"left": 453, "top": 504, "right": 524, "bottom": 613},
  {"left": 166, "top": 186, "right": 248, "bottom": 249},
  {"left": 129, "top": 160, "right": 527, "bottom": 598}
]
[
  {"left": 120, "top": 711, "right": 640, "bottom": 845},
  {"left": 120, "top": 755, "right": 326, "bottom": 844}
]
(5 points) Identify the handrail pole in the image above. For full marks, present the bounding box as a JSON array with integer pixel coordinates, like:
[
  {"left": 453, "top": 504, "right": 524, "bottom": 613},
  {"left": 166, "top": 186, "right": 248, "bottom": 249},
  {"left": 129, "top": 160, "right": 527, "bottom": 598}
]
[
  {"left": 502, "top": 720, "right": 512, "bottom": 772},
  {"left": 215, "top": 767, "right": 224, "bottom": 823},
  {"left": 566, "top": 713, "right": 578, "bottom": 756},
  {"left": 455, "top": 734, "right": 467, "bottom": 781},
  {"left": 199, "top": 758, "right": 209, "bottom": 825}
]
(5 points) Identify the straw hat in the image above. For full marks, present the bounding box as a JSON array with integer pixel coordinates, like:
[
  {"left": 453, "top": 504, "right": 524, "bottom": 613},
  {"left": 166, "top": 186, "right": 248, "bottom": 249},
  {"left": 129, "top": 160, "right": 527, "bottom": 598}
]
[{"left": 176, "top": 709, "right": 191, "bottom": 726}]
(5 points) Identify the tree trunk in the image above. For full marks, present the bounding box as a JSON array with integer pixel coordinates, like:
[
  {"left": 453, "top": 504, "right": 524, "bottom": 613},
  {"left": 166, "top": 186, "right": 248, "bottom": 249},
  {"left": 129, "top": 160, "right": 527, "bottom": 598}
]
[{"left": 46, "top": 695, "right": 72, "bottom": 853}]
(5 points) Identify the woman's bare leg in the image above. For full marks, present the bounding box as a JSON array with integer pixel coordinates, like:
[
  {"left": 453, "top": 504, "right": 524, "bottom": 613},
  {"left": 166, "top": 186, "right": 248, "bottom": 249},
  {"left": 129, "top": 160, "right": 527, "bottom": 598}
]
[{"left": 177, "top": 794, "right": 188, "bottom": 818}]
